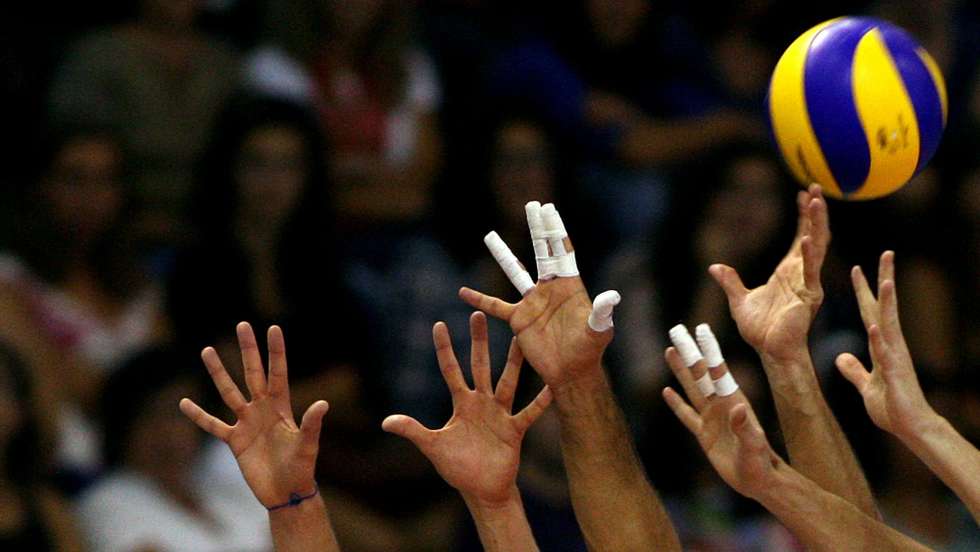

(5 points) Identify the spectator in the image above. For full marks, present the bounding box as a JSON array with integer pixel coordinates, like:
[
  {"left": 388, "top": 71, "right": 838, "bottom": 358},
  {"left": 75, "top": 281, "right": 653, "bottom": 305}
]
[
  {"left": 0, "top": 343, "right": 83, "bottom": 551},
  {"left": 48, "top": 0, "right": 240, "bottom": 245},
  {"left": 76, "top": 348, "right": 270, "bottom": 552},
  {"left": 0, "top": 127, "right": 169, "bottom": 486}
]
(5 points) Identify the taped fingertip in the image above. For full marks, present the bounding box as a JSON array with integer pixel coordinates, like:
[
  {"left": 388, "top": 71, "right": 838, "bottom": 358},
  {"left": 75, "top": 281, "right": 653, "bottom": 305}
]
[
  {"left": 694, "top": 323, "right": 725, "bottom": 368},
  {"left": 668, "top": 324, "right": 703, "bottom": 367},
  {"left": 588, "top": 290, "right": 621, "bottom": 332}
]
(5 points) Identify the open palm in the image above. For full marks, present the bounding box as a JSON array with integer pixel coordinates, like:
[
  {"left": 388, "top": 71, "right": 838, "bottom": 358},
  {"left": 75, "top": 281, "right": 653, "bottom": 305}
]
[
  {"left": 710, "top": 185, "right": 829, "bottom": 361},
  {"left": 835, "top": 252, "right": 935, "bottom": 438},
  {"left": 383, "top": 313, "right": 552, "bottom": 504},
  {"left": 179, "top": 322, "right": 327, "bottom": 508}
]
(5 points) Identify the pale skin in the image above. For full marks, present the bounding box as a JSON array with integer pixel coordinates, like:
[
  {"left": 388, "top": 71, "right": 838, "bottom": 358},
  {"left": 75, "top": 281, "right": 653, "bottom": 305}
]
[
  {"left": 178, "top": 322, "right": 340, "bottom": 552},
  {"left": 662, "top": 342, "right": 932, "bottom": 552},
  {"left": 709, "top": 183, "right": 879, "bottom": 518},
  {"left": 382, "top": 312, "right": 552, "bottom": 552},
  {"left": 460, "top": 227, "right": 681, "bottom": 551},
  {"left": 836, "top": 251, "right": 980, "bottom": 522}
]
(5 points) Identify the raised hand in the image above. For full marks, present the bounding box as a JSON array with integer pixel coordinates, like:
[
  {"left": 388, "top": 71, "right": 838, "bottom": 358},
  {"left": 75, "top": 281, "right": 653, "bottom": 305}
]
[
  {"left": 709, "top": 184, "right": 829, "bottom": 361},
  {"left": 835, "top": 251, "right": 936, "bottom": 439},
  {"left": 460, "top": 202, "right": 620, "bottom": 388},
  {"left": 382, "top": 312, "right": 552, "bottom": 506},
  {"left": 662, "top": 324, "right": 781, "bottom": 499},
  {"left": 179, "top": 322, "right": 328, "bottom": 509}
]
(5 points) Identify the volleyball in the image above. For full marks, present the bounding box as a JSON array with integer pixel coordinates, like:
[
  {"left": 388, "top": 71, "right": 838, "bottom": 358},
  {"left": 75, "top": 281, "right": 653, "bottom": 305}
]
[{"left": 767, "top": 17, "right": 947, "bottom": 200}]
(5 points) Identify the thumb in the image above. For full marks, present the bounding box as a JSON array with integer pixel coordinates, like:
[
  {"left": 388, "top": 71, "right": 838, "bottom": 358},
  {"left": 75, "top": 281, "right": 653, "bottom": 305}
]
[
  {"left": 299, "top": 400, "right": 330, "bottom": 453},
  {"left": 381, "top": 414, "right": 432, "bottom": 450},
  {"left": 588, "top": 290, "right": 621, "bottom": 332},
  {"left": 709, "top": 264, "right": 748, "bottom": 305},
  {"left": 835, "top": 353, "right": 871, "bottom": 394}
]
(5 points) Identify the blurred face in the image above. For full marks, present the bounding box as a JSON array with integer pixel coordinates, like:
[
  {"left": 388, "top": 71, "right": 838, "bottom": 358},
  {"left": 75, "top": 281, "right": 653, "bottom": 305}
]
[
  {"left": 492, "top": 122, "right": 555, "bottom": 233},
  {"left": 128, "top": 379, "right": 201, "bottom": 476},
  {"left": 588, "top": 0, "right": 650, "bottom": 47},
  {"left": 43, "top": 137, "right": 123, "bottom": 243},
  {"left": 698, "top": 155, "right": 783, "bottom": 264},
  {"left": 235, "top": 125, "right": 308, "bottom": 227}
]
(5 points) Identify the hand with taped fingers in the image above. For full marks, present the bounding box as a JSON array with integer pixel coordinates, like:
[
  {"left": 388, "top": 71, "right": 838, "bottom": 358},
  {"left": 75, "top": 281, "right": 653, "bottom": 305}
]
[
  {"left": 835, "top": 251, "right": 936, "bottom": 439},
  {"left": 709, "top": 184, "right": 829, "bottom": 361},
  {"left": 463, "top": 201, "right": 621, "bottom": 388},
  {"left": 382, "top": 312, "right": 553, "bottom": 507},
  {"left": 179, "top": 322, "right": 327, "bottom": 510},
  {"left": 662, "top": 323, "right": 777, "bottom": 499}
]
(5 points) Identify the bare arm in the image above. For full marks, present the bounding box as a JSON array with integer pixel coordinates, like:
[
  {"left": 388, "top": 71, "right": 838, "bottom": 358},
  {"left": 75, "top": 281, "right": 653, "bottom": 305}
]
[
  {"left": 179, "top": 323, "right": 340, "bottom": 552},
  {"left": 460, "top": 201, "right": 680, "bottom": 551},
  {"left": 662, "top": 328, "right": 929, "bottom": 552},
  {"left": 710, "top": 184, "right": 878, "bottom": 517},
  {"left": 837, "top": 251, "right": 980, "bottom": 521},
  {"left": 382, "top": 313, "right": 550, "bottom": 552}
]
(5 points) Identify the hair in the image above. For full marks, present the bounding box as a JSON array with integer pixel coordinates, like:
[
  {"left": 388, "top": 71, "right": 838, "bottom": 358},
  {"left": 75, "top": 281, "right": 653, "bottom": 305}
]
[
  {"left": 0, "top": 343, "right": 49, "bottom": 488},
  {"left": 190, "top": 94, "right": 335, "bottom": 304},
  {"left": 100, "top": 347, "right": 197, "bottom": 468},
  {"left": 8, "top": 125, "right": 144, "bottom": 301}
]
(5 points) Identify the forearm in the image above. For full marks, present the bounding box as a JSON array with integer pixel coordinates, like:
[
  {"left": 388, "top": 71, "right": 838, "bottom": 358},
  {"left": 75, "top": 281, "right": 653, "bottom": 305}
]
[
  {"left": 463, "top": 489, "right": 539, "bottom": 552},
  {"left": 269, "top": 491, "right": 341, "bottom": 552},
  {"left": 761, "top": 351, "right": 879, "bottom": 518},
  {"left": 901, "top": 414, "right": 980, "bottom": 522},
  {"left": 555, "top": 370, "right": 680, "bottom": 551},
  {"left": 758, "top": 466, "right": 930, "bottom": 552}
]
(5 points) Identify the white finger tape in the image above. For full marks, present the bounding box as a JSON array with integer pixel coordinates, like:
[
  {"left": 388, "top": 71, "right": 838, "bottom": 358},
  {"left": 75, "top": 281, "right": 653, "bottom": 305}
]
[
  {"left": 484, "top": 231, "right": 535, "bottom": 295},
  {"left": 553, "top": 210, "right": 578, "bottom": 277},
  {"left": 669, "top": 324, "right": 703, "bottom": 367},
  {"left": 525, "top": 202, "right": 550, "bottom": 279},
  {"left": 712, "top": 372, "right": 739, "bottom": 397},
  {"left": 695, "top": 324, "right": 725, "bottom": 368},
  {"left": 540, "top": 203, "right": 568, "bottom": 255},
  {"left": 588, "top": 290, "right": 621, "bottom": 332},
  {"left": 695, "top": 373, "right": 716, "bottom": 397}
]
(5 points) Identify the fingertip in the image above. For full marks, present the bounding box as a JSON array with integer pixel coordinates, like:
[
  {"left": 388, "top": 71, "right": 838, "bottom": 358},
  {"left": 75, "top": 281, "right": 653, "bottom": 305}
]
[{"left": 380, "top": 414, "right": 402, "bottom": 432}]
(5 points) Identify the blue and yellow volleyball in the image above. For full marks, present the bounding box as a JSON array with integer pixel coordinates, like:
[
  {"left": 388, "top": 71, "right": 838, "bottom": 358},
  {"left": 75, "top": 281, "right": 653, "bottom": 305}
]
[{"left": 767, "top": 17, "right": 947, "bottom": 200}]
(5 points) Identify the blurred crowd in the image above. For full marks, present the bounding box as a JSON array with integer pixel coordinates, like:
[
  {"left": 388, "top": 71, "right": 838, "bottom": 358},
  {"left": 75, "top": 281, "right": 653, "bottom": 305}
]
[{"left": 1, "top": 0, "right": 978, "bottom": 550}]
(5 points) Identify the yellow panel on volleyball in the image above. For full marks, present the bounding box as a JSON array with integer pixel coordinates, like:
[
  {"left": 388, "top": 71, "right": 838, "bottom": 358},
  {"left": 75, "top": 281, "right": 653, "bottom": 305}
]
[
  {"left": 768, "top": 18, "right": 843, "bottom": 198},
  {"left": 849, "top": 28, "right": 920, "bottom": 200}
]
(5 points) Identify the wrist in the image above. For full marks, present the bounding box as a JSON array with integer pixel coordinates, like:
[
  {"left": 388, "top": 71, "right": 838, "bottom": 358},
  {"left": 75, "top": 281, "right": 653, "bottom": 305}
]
[
  {"left": 265, "top": 483, "right": 320, "bottom": 511},
  {"left": 268, "top": 486, "right": 326, "bottom": 524},
  {"left": 462, "top": 486, "right": 524, "bottom": 517},
  {"left": 551, "top": 368, "right": 609, "bottom": 411},
  {"left": 898, "top": 409, "right": 948, "bottom": 450}
]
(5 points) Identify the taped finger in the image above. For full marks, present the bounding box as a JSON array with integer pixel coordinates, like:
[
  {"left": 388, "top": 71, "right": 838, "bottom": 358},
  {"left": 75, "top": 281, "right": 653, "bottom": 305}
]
[
  {"left": 525, "top": 201, "right": 550, "bottom": 280},
  {"left": 588, "top": 290, "right": 621, "bottom": 332},
  {"left": 484, "top": 231, "right": 535, "bottom": 295}
]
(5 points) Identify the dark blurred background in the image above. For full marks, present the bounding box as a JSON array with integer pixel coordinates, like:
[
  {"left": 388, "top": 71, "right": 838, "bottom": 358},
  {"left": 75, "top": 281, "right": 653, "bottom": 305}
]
[{"left": 0, "top": 1, "right": 978, "bottom": 550}]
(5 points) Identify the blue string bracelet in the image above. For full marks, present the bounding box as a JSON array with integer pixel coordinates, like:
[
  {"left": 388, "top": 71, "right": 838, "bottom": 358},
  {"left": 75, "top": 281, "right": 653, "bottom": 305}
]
[{"left": 267, "top": 485, "right": 319, "bottom": 512}]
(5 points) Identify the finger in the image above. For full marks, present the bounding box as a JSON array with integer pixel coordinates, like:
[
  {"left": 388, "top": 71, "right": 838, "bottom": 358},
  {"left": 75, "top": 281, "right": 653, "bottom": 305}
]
[
  {"left": 877, "top": 250, "right": 895, "bottom": 293},
  {"left": 495, "top": 338, "right": 523, "bottom": 411},
  {"left": 851, "top": 265, "right": 879, "bottom": 329},
  {"left": 201, "top": 346, "right": 248, "bottom": 413},
  {"left": 459, "top": 287, "right": 517, "bottom": 322},
  {"left": 867, "top": 324, "right": 892, "bottom": 372},
  {"left": 543, "top": 205, "right": 579, "bottom": 277},
  {"left": 513, "top": 386, "right": 553, "bottom": 432},
  {"left": 695, "top": 324, "right": 739, "bottom": 398},
  {"left": 794, "top": 189, "right": 811, "bottom": 242},
  {"left": 662, "top": 387, "right": 703, "bottom": 435},
  {"left": 801, "top": 236, "right": 823, "bottom": 294},
  {"left": 381, "top": 414, "right": 433, "bottom": 451},
  {"left": 709, "top": 264, "right": 748, "bottom": 306},
  {"left": 729, "top": 403, "right": 767, "bottom": 453},
  {"left": 664, "top": 347, "right": 708, "bottom": 412},
  {"left": 484, "top": 231, "right": 535, "bottom": 296},
  {"left": 526, "top": 201, "right": 549, "bottom": 280},
  {"left": 267, "top": 325, "right": 289, "bottom": 402},
  {"left": 588, "top": 290, "right": 621, "bottom": 332},
  {"left": 807, "top": 186, "right": 830, "bottom": 253},
  {"left": 878, "top": 279, "right": 906, "bottom": 350},
  {"left": 667, "top": 323, "right": 712, "bottom": 405},
  {"left": 299, "top": 400, "right": 330, "bottom": 456},
  {"left": 433, "top": 322, "right": 469, "bottom": 397},
  {"left": 470, "top": 312, "right": 493, "bottom": 394},
  {"left": 237, "top": 322, "right": 267, "bottom": 399},
  {"left": 179, "top": 398, "right": 233, "bottom": 441},
  {"left": 835, "top": 353, "right": 872, "bottom": 394}
]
